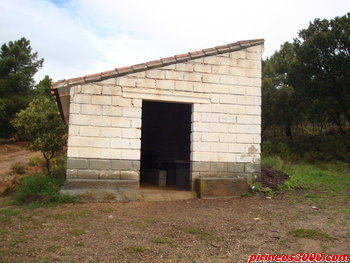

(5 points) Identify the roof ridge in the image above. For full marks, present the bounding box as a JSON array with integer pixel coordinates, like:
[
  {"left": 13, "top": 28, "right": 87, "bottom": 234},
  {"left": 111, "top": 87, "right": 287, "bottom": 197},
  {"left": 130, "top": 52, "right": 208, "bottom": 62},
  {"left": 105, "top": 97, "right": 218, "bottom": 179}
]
[{"left": 51, "top": 38, "right": 264, "bottom": 90}]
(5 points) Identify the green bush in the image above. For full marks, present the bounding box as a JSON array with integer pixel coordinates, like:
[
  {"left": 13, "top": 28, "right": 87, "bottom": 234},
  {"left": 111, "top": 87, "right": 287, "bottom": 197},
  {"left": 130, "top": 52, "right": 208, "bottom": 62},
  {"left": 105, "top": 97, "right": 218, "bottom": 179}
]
[
  {"left": 10, "top": 162, "right": 27, "bottom": 175},
  {"left": 12, "top": 173, "right": 76, "bottom": 206}
]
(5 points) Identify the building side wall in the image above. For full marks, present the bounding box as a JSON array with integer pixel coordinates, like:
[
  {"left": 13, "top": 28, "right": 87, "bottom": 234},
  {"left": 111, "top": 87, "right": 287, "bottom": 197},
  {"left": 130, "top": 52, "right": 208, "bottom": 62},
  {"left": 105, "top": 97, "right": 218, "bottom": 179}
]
[{"left": 65, "top": 45, "right": 263, "bottom": 189}]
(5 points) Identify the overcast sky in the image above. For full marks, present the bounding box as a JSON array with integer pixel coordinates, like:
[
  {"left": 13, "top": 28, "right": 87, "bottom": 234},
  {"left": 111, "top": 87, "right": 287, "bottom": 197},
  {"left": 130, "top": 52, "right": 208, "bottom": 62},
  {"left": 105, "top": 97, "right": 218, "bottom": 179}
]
[{"left": 0, "top": 0, "right": 349, "bottom": 83}]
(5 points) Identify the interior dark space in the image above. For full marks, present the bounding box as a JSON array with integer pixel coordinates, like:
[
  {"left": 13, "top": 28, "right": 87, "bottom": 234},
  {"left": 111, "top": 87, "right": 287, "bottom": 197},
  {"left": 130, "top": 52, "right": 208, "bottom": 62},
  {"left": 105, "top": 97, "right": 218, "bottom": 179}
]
[{"left": 140, "top": 100, "right": 191, "bottom": 188}]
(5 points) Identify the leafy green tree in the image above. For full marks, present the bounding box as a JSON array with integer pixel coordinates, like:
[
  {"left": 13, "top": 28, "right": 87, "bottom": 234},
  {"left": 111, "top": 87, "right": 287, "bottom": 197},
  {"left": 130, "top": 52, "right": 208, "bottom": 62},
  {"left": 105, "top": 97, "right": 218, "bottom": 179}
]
[
  {"left": 262, "top": 42, "right": 300, "bottom": 139},
  {"left": 12, "top": 97, "right": 67, "bottom": 173},
  {"left": 0, "top": 37, "right": 43, "bottom": 137},
  {"left": 34, "top": 75, "right": 53, "bottom": 99},
  {"left": 289, "top": 13, "right": 350, "bottom": 133}
]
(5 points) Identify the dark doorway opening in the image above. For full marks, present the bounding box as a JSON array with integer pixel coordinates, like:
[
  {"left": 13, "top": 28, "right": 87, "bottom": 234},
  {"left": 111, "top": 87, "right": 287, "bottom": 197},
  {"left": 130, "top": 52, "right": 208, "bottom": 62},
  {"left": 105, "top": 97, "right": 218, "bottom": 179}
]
[{"left": 140, "top": 101, "right": 191, "bottom": 189}]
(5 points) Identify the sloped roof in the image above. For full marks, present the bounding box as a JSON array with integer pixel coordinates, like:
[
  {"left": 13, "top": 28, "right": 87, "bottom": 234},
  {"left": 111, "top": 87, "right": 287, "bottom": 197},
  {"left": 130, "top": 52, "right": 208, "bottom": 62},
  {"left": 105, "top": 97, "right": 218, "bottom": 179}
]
[{"left": 51, "top": 39, "right": 264, "bottom": 90}]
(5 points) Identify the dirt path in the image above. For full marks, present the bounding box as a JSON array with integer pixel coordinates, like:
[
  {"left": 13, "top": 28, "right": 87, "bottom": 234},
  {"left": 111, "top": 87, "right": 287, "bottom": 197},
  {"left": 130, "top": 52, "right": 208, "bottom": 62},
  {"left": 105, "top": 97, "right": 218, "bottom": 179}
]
[
  {"left": 0, "top": 141, "right": 39, "bottom": 178},
  {"left": 0, "top": 193, "right": 349, "bottom": 263}
]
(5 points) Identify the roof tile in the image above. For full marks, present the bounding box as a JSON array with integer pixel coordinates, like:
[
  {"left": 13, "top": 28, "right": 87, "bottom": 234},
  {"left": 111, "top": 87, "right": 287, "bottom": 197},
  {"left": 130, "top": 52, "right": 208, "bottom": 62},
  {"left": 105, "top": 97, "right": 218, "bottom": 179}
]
[{"left": 52, "top": 38, "right": 264, "bottom": 89}]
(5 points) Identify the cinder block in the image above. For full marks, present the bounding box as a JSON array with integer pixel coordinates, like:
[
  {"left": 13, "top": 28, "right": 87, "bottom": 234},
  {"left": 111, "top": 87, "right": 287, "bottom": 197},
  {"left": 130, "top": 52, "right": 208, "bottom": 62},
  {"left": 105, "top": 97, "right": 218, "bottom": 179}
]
[
  {"left": 111, "top": 117, "right": 131, "bottom": 128},
  {"left": 146, "top": 70, "right": 165, "bottom": 79},
  {"left": 229, "top": 67, "right": 246, "bottom": 76},
  {"left": 73, "top": 94, "right": 91, "bottom": 104},
  {"left": 236, "top": 134, "right": 254, "bottom": 143},
  {"left": 136, "top": 78, "right": 156, "bottom": 89},
  {"left": 220, "top": 95, "right": 237, "bottom": 104},
  {"left": 112, "top": 96, "right": 132, "bottom": 107},
  {"left": 77, "top": 169, "right": 99, "bottom": 179},
  {"left": 102, "top": 85, "right": 121, "bottom": 95},
  {"left": 203, "top": 56, "right": 221, "bottom": 65},
  {"left": 79, "top": 126, "right": 100, "bottom": 137},
  {"left": 219, "top": 133, "right": 236, "bottom": 143},
  {"left": 120, "top": 171, "right": 140, "bottom": 180},
  {"left": 245, "top": 105, "right": 261, "bottom": 115},
  {"left": 131, "top": 98, "right": 142, "bottom": 107},
  {"left": 230, "top": 124, "right": 261, "bottom": 134},
  {"left": 202, "top": 74, "right": 220, "bottom": 84},
  {"left": 121, "top": 150, "right": 140, "bottom": 160},
  {"left": 210, "top": 162, "right": 228, "bottom": 172},
  {"left": 155, "top": 79, "right": 175, "bottom": 90},
  {"left": 121, "top": 128, "right": 141, "bottom": 139},
  {"left": 227, "top": 163, "right": 245, "bottom": 173},
  {"left": 131, "top": 118, "right": 142, "bottom": 128},
  {"left": 201, "top": 114, "right": 219, "bottom": 123},
  {"left": 100, "top": 127, "right": 121, "bottom": 138},
  {"left": 66, "top": 169, "right": 78, "bottom": 178},
  {"left": 191, "top": 142, "right": 211, "bottom": 152},
  {"left": 194, "top": 64, "right": 211, "bottom": 73},
  {"left": 90, "top": 116, "right": 111, "bottom": 127},
  {"left": 175, "top": 81, "right": 193, "bottom": 92},
  {"left": 212, "top": 65, "right": 230, "bottom": 74},
  {"left": 193, "top": 83, "right": 213, "bottom": 93},
  {"left": 175, "top": 63, "right": 193, "bottom": 72},
  {"left": 89, "top": 159, "right": 111, "bottom": 170},
  {"left": 123, "top": 107, "right": 141, "bottom": 118},
  {"left": 100, "top": 149, "right": 122, "bottom": 159},
  {"left": 245, "top": 163, "right": 261, "bottom": 173},
  {"left": 228, "top": 144, "right": 247, "bottom": 153},
  {"left": 230, "top": 51, "right": 246, "bottom": 59},
  {"left": 111, "top": 160, "right": 140, "bottom": 170},
  {"left": 81, "top": 104, "right": 102, "bottom": 115},
  {"left": 99, "top": 170, "right": 120, "bottom": 179},
  {"left": 69, "top": 114, "right": 90, "bottom": 126},
  {"left": 91, "top": 95, "right": 112, "bottom": 105},
  {"left": 191, "top": 162, "right": 210, "bottom": 172},
  {"left": 183, "top": 73, "right": 202, "bottom": 82},
  {"left": 102, "top": 105, "right": 122, "bottom": 116},
  {"left": 210, "top": 142, "right": 228, "bottom": 152},
  {"left": 246, "top": 68, "right": 261, "bottom": 78},
  {"left": 165, "top": 71, "right": 184, "bottom": 80},
  {"left": 81, "top": 84, "right": 102, "bottom": 95},
  {"left": 118, "top": 77, "right": 136, "bottom": 87},
  {"left": 68, "top": 136, "right": 90, "bottom": 147},
  {"left": 229, "top": 85, "right": 246, "bottom": 95},
  {"left": 245, "top": 87, "right": 261, "bottom": 96},
  {"left": 88, "top": 137, "right": 110, "bottom": 148},
  {"left": 220, "top": 75, "right": 238, "bottom": 85},
  {"left": 68, "top": 125, "right": 80, "bottom": 136}
]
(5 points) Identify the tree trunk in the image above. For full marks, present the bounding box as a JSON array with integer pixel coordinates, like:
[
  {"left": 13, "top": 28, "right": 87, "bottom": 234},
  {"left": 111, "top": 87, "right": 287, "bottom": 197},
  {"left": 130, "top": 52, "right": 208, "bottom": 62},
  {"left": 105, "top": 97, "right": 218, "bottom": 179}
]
[
  {"left": 285, "top": 124, "right": 293, "bottom": 140},
  {"left": 43, "top": 152, "right": 51, "bottom": 174}
]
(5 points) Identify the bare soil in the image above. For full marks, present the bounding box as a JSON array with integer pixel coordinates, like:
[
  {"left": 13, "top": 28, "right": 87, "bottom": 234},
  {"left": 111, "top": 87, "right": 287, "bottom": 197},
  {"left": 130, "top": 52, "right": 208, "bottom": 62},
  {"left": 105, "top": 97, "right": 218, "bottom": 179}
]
[
  {"left": 0, "top": 193, "right": 349, "bottom": 263},
  {"left": 0, "top": 140, "right": 39, "bottom": 179}
]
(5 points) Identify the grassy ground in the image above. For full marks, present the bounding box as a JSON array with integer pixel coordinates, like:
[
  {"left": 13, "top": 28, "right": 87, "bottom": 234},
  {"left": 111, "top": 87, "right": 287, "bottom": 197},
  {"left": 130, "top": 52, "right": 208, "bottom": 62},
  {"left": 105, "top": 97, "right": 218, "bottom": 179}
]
[{"left": 0, "top": 158, "right": 349, "bottom": 262}]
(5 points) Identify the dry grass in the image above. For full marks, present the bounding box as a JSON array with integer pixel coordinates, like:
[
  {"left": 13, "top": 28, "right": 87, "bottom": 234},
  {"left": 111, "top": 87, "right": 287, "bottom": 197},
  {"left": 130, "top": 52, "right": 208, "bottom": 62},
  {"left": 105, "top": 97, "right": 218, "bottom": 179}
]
[{"left": 0, "top": 193, "right": 349, "bottom": 263}]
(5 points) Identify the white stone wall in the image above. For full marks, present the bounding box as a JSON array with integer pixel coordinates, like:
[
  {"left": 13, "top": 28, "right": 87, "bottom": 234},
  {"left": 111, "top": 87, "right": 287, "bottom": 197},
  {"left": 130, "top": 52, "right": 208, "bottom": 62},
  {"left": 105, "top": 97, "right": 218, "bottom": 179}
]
[{"left": 67, "top": 45, "right": 263, "bottom": 164}]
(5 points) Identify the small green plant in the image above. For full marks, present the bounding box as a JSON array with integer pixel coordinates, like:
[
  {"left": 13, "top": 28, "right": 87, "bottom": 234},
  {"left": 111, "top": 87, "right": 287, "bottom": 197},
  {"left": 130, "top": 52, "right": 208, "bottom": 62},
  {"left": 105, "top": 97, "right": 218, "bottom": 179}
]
[
  {"left": 289, "top": 228, "right": 334, "bottom": 241},
  {"left": 183, "top": 227, "right": 212, "bottom": 239},
  {"left": 69, "top": 229, "right": 86, "bottom": 236},
  {"left": 125, "top": 245, "right": 148, "bottom": 253},
  {"left": 10, "top": 162, "right": 27, "bottom": 175},
  {"left": 250, "top": 182, "right": 263, "bottom": 194},
  {"left": 153, "top": 237, "right": 176, "bottom": 247},
  {"left": 12, "top": 173, "right": 76, "bottom": 206}
]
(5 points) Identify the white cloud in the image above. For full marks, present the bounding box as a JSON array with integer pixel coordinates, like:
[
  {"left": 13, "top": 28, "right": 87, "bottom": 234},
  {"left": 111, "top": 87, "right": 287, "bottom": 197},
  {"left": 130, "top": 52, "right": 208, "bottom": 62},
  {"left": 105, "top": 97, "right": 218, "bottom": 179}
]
[{"left": 0, "top": 0, "right": 349, "bottom": 83}]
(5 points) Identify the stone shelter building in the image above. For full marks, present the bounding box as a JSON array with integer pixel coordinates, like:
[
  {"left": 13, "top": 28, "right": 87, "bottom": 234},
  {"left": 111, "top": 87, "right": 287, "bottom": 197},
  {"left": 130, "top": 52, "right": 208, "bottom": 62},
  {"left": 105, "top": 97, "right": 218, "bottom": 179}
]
[{"left": 52, "top": 39, "right": 264, "bottom": 201}]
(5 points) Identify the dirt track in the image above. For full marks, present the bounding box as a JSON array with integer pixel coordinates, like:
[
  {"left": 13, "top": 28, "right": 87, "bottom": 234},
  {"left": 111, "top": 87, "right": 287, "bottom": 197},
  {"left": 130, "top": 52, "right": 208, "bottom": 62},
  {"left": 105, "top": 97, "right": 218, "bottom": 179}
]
[{"left": 0, "top": 141, "right": 39, "bottom": 178}]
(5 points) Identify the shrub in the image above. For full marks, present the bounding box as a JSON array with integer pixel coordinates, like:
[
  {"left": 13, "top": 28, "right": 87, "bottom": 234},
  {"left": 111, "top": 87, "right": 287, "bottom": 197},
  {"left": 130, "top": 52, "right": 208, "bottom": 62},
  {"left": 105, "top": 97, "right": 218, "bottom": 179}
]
[
  {"left": 10, "top": 162, "right": 27, "bottom": 175},
  {"left": 12, "top": 173, "right": 76, "bottom": 205}
]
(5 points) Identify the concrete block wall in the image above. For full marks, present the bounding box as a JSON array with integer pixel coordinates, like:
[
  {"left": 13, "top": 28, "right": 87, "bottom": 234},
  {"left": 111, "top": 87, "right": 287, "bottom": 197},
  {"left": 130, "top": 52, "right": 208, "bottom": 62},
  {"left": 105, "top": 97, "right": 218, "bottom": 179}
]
[{"left": 65, "top": 44, "right": 263, "bottom": 190}]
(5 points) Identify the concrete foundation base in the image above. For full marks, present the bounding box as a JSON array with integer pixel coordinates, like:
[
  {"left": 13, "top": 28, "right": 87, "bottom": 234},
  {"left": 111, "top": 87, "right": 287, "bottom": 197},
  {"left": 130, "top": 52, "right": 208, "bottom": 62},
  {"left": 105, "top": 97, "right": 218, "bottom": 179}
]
[{"left": 60, "top": 179, "right": 140, "bottom": 202}]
